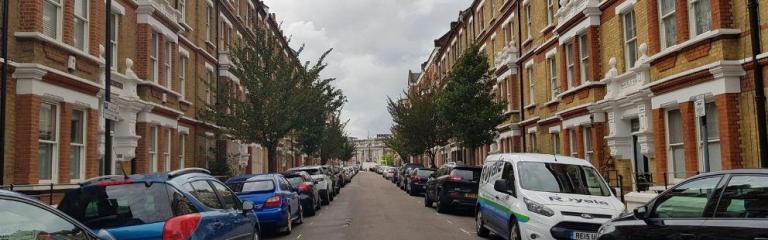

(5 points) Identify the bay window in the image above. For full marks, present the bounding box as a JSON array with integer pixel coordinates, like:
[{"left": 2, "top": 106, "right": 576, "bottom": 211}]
[
  {"left": 700, "top": 103, "right": 721, "bottom": 172},
  {"left": 110, "top": 13, "right": 120, "bottom": 69},
  {"left": 164, "top": 130, "right": 171, "bottom": 171},
  {"left": 659, "top": 0, "right": 677, "bottom": 49},
  {"left": 73, "top": 0, "right": 89, "bottom": 50},
  {"left": 584, "top": 126, "right": 593, "bottom": 162},
  {"left": 149, "top": 126, "right": 158, "bottom": 172},
  {"left": 179, "top": 133, "right": 187, "bottom": 169},
  {"left": 528, "top": 132, "right": 538, "bottom": 153},
  {"left": 552, "top": 132, "right": 560, "bottom": 155},
  {"left": 546, "top": 0, "right": 555, "bottom": 26},
  {"left": 527, "top": 65, "right": 535, "bottom": 104},
  {"left": 688, "top": 0, "right": 711, "bottom": 36},
  {"left": 579, "top": 35, "right": 589, "bottom": 82},
  {"left": 525, "top": 3, "right": 532, "bottom": 39},
  {"left": 565, "top": 43, "right": 574, "bottom": 89},
  {"left": 165, "top": 41, "right": 173, "bottom": 89},
  {"left": 69, "top": 109, "right": 85, "bottom": 181},
  {"left": 548, "top": 56, "right": 558, "bottom": 99},
  {"left": 150, "top": 32, "right": 159, "bottom": 82},
  {"left": 179, "top": 56, "right": 187, "bottom": 97},
  {"left": 39, "top": 102, "right": 59, "bottom": 182},
  {"left": 206, "top": 4, "right": 214, "bottom": 42},
  {"left": 569, "top": 129, "right": 578, "bottom": 157}
]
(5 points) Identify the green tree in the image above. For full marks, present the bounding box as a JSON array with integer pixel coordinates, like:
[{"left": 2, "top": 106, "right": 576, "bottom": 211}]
[
  {"left": 201, "top": 25, "right": 338, "bottom": 173},
  {"left": 338, "top": 138, "right": 356, "bottom": 162},
  {"left": 379, "top": 154, "right": 395, "bottom": 166},
  {"left": 384, "top": 132, "right": 414, "bottom": 164},
  {"left": 438, "top": 44, "right": 505, "bottom": 164},
  {"left": 387, "top": 90, "right": 450, "bottom": 168},
  {"left": 319, "top": 115, "right": 348, "bottom": 164}
]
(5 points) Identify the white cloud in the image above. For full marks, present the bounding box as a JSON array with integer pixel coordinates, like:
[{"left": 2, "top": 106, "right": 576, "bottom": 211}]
[{"left": 263, "top": 0, "right": 468, "bottom": 138}]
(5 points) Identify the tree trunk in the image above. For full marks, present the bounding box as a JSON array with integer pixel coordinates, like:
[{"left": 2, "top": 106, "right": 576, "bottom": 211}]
[
  {"left": 266, "top": 143, "right": 278, "bottom": 173},
  {"left": 427, "top": 151, "right": 437, "bottom": 168}
]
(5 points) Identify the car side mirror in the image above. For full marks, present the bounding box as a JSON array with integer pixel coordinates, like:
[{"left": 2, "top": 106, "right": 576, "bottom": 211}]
[
  {"left": 242, "top": 201, "right": 254, "bottom": 212},
  {"left": 494, "top": 179, "right": 509, "bottom": 193},
  {"left": 633, "top": 205, "right": 649, "bottom": 220}
]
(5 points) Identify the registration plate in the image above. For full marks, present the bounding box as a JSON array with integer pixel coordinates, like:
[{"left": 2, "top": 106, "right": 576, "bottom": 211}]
[
  {"left": 572, "top": 232, "right": 597, "bottom": 240},
  {"left": 465, "top": 193, "right": 477, "bottom": 199}
]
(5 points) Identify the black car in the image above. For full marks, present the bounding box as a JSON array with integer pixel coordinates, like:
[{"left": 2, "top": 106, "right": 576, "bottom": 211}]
[
  {"left": 424, "top": 165, "right": 481, "bottom": 213},
  {"left": 398, "top": 163, "right": 424, "bottom": 190},
  {"left": 597, "top": 169, "right": 768, "bottom": 240},
  {"left": 406, "top": 168, "right": 435, "bottom": 196},
  {"left": 284, "top": 171, "right": 322, "bottom": 216}
]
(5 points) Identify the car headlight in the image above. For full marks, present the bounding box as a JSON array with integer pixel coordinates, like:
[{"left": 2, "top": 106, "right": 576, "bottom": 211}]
[
  {"left": 524, "top": 197, "right": 555, "bottom": 217},
  {"left": 597, "top": 223, "right": 615, "bottom": 236}
]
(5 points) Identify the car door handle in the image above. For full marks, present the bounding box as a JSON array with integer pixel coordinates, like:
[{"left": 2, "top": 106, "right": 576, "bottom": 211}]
[{"left": 212, "top": 221, "right": 224, "bottom": 229}]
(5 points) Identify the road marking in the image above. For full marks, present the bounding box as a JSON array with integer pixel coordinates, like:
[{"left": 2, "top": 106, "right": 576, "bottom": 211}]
[
  {"left": 309, "top": 221, "right": 314, "bottom": 225},
  {"left": 459, "top": 228, "right": 471, "bottom": 235},
  {"left": 446, "top": 220, "right": 454, "bottom": 225},
  {"left": 295, "top": 234, "right": 303, "bottom": 240}
]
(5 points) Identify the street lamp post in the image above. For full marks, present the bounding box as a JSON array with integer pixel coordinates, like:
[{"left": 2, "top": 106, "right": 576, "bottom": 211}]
[
  {"left": 104, "top": 0, "right": 113, "bottom": 175},
  {"left": 0, "top": 0, "right": 9, "bottom": 185}
]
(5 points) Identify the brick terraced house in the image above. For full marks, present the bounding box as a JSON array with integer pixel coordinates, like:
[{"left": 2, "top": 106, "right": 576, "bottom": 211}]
[
  {"left": 1, "top": 0, "right": 305, "bottom": 197},
  {"left": 407, "top": 0, "right": 768, "bottom": 207}
]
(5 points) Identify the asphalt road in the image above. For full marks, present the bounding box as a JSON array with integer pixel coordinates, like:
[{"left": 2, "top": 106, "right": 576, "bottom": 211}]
[{"left": 265, "top": 171, "right": 501, "bottom": 240}]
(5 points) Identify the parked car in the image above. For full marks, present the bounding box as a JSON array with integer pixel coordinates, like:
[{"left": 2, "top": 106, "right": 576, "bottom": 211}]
[
  {"left": 392, "top": 166, "right": 402, "bottom": 184},
  {"left": 323, "top": 165, "right": 342, "bottom": 195},
  {"left": 1, "top": 190, "right": 115, "bottom": 240},
  {"left": 424, "top": 164, "right": 481, "bottom": 212},
  {"left": 58, "top": 168, "right": 261, "bottom": 240},
  {"left": 283, "top": 171, "right": 321, "bottom": 216},
  {"left": 226, "top": 174, "right": 303, "bottom": 235},
  {"left": 597, "top": 169, "right": 768, "bottom": 240},
  {"left": 398, "top": 163, "right": 424, "bottom": 190},
  {"left": 476, "top": 153, "right": 624, "bottom": 240},
  {"left": 288, "top": 166, "right": 335, "bottom": 205},
  {"left": 406, "top": 168, "right": 435, "bottom": 196}
]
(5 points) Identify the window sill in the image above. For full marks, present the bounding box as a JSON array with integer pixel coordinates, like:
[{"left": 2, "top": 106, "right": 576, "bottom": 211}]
[
  {"left": 524, "top": 103, "right": 537, "bottom": 110},
  {"left": 543, "top": 98, "right": 560, "bottom": 106},
  {"left": 15, "top": 32, "right": 103, "bottom": 64},
  {"left": 652, "top": 29, "right": 740, "bottom": 63},
  {"left": 540, "top": 25, "right": 555, "bottom": 34},
  {"left": 205, "top": 41, "right": 215, "bottom": 49},
  {"left": 557, "top": 81, "right": 606, "bottom": 98},
  {"left": 523, "top": 38, "right": 533, "bottom": 46},
  {"left": 180, "top": 98, "right": 193, "bottom": 106},
  {"left": 180, "top": 21, "right": 193, "bottom": 32},
  {"left": 137, "top": 80, "right": 182, "bottom": 98}
]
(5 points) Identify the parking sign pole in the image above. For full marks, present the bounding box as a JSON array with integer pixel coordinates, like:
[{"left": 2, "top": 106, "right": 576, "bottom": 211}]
[{"left": 104, "top": 0, "right": 113, "bottom": 175}]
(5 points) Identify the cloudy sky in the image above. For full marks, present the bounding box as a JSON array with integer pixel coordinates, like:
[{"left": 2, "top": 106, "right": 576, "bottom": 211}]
[{"left": 262, "top": 0, "right": 469, "bottom": 138}]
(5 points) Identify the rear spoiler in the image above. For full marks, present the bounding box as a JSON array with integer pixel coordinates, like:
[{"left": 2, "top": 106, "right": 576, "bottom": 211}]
[{"left": 168, "top": 168, "right": 211, "bottom": 178}]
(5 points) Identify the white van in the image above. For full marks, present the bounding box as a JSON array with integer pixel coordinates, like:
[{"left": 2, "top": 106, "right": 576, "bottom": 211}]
[{"left": 476, "top": 153, "right": 625, "bottom": 240}]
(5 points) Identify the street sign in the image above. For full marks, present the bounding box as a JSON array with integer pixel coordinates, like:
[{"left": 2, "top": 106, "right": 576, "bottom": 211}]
[
  {"left": 103, "top": 101, "right": 120, "bottom": 121},
  {"left": 694, "top": 95, "right": 706, "bottom": 117}
]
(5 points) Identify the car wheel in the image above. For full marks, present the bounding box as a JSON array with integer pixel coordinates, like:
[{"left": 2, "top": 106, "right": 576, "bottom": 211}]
[
  {"left": 329, "top": 191, "right": 335, "bottom": 201},
  {"left": 509, "top": 220, "right": 521, "bottom": 240},
  {"left": 321, "top": 192, "right": 330, "bottom": 205},
  {"left": 408, "top": 185, "right": 417, "bottom": 196},
  {"left": 424, "top": 195, "right": 433, "bottom": 208},
  {"left": 305, "top": 201, "right": 317, "bottom": 216},
  {"left": 252, "top": 228, "right": 260, "bottom": 240},
  {"left": 476, "top": 211, "right": 490, "bottom": 237},
  {"left": 294, "top": 205, "right": 304, "bottom": 225},
  {"left": 282, "top": 211, "right": 293, "bottom": 235},
  {"left": 436, "top": 192, "right": 448, "bottom": 213}
]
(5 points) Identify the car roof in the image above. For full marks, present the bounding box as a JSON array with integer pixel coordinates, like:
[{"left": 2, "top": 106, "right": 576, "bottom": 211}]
[
  {"left": 696, "top": 168, "right": 768, "bottom": 177},
  {"left": 486, "top": 153, "right": 595, "bottom": 167},
  {"left": 289, "top": 166, "right": 323, "bottom": 170},
  {"left": 0, "top": 189, "right": 30, "bottom": 199},
  {"left": 227, "top": 173, "right": 280, "bottom": 183}
]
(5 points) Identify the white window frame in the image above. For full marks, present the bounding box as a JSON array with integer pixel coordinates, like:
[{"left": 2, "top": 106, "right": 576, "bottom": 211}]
[
  {"left": 38, "top": 102, "right": 60, "bottom": 184},
  {"left": 110, "top": 13, "right": 120, "bottom": 69},
  {"left": 149, "top": 126, "right": 158, "bottom": 172},
  {"left": 666, "top": 108, "right": 686, "bottom": 182},
  {"left": 688, "top": 0, "right": 712, "bottom": 37},
  {"left": 73, "top": 0, "right": 89, "bottom": 51},
  {"left": 178, "top": 0, "right": 186, "bottom": 23},
  {"left": 546, "top": 0, "right": 555, "bottom": 26},
  {"left": 150, "top": 32, "right": 159, "bottom": 82},
  {"left": 43, "top": 0, "right": 63, "bottom": 40},
  {"left": 552, "top": 132, "right": 561, "bottom": 155},
  {"left": 69, "top": 109, "right": 86, "bottom": 182},
  {"left": 696, "top": 102, "right": 721, "bottom": 172},
  {"left": 569, "top": 129, "right": 578, "bottom": 157},
  {"left": 529, "top": 132, "right": 538, "bottom": 153},
  {"left": 165, "top": 41, "right": 173, "bottom": 89},
  {"left": 623, "top": 10, "right": 638, "bottom": 69},
  {"left": 579, "top": 35, "right": 590, "bottom": 83},
  {"left": 527, "top": 65, "right": 535, "bottom": 104},
  {"left": 565, "top": 43, "right": 574, "bottom": 89},
  {"left": 659, "top": 0, "right": 677, "bottom": 49},
  {"left": 548, "top": 55, "right": 558, "bottom": 99},
  {"left": 179, "top": 133, "right": 187, "bottom": 169},
  {"left": 179, "top": 56, "right": 187, "bottom": 97},
  {"left": 583, "top": 126, "right": 593, "bottom": 162},
  {"left": 164, "top": 130, "right": 171, "bottom": 171},
  {"left": 525, "top": 3, "right": 532, "bottom": 39}
]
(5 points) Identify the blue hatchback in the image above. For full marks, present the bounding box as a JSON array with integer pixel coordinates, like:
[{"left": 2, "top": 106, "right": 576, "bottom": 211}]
[
  {"left": 226, "top": 174, "right": 303, "bottom": 235},
  {"left": 57, "top": 168, "right": 261, "bottom": 240}
]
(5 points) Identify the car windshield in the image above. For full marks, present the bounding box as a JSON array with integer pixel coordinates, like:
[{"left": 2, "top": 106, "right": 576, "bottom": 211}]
[
  {"left": 230, "top": 180, "right": 275, "bottom": 193},
  {"left": 450, "top": 168, "right": 480, "bottom": 181},
  {"left": 286, "top": 177, "right": 305, "bottom": 187},
  {"left": 295, "top": 169, "right": 322, "bottom": 175},
  {"left": 417, "top": 170, "right": 434, "bottom": 177},
  {"left": 57, "top": 182, "right": 193, "bottom": 230},
  {"left": 518, "top": 162, "right": 612, "bottom": 197}
]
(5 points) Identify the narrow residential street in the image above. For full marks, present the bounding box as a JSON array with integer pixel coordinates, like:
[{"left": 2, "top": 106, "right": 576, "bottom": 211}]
[{"left": 266, "top": 171, "right": 494, "bottom": 240}]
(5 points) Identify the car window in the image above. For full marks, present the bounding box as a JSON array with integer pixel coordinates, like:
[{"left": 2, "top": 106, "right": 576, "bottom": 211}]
[
  {"left": 210, "top": 181, "right": 240, "bottom": 210},
  {"left": 278, "top": 177, "right": 292, "bottom": 191},
  {"left": 186, "top": 181, "right": 223, "bottom": 209},
  {"left": 169, "top": 189, "right": 198, "bottom": 216},
  {"left": 652, "top": 176, "right": 722, "bottom": 219},
  {"left": 286, "top": 176, "right": 305, "bottom": 187},
  {"left": 450, "top": 168, "right": 480, "bottom": 181},
  {"left": 1, "top": 199, "right": 90, "bottom": 240},
  {"left": 417, "top": 170, "right": 434, "bottom": 177},
  {"left": 714, "top": 175, "right": 768, "bottom": 218},
  {"left": 58, "top": 182, "right": 177, "bottom": 230},
  {"left": 518, "top": 162, "right": 611, "bottom": 196}
]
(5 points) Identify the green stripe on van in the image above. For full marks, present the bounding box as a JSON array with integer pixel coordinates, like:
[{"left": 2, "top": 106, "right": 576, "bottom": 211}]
[{"left": 478, "top": 196, "right": 530, "bottom": 223}]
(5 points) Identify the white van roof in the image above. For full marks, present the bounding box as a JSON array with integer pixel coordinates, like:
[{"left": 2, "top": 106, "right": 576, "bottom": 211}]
[{"left": 485, "top": 153, "right": 595, "bottom": 167}]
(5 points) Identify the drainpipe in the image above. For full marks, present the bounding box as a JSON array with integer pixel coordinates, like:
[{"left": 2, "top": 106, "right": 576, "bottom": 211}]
[
  {"left": 516, "top": 1, "right": 525, "bottom": 152},
  {"left": 0, "top": 0, "right": 8, "bottom": 185},
  {"left": 748, "top": 0, "right": 768, "bottom": 168}
]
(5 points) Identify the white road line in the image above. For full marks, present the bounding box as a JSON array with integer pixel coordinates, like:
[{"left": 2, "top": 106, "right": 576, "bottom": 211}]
[
  {"left": 295, "top": 233, "right": 303, "bottom": 240},
  {"left": 309, "top": 222, "right": 314, "bottom": 225},
  {"left": 459, "top": 228, "right": 471, "bottom": 235},
  {"left": 446, "top": 220, "right": 454, "bottom": 224}
]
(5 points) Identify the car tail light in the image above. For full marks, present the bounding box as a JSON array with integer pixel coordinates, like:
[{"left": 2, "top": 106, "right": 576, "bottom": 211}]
[
  {"left": 163, "top": 213, "right": 201, "bottom": 240},
  {"left": 410, "top": 176, "right": 420, "bottom": 181},
  {"left": 298, "top": 183, "right": 311, "bottom": 193},
  {"left": 447, "top": 176, "right": 463, "bottom": 182},
  {"left": 448, "top": 191, "right": 460, "bottom": 197},
  {"left": 96, "top": 179, "right": 133, "bottom": 187},
  {"left": 264, "top": 195, "right": 282, "bottom": 209}
]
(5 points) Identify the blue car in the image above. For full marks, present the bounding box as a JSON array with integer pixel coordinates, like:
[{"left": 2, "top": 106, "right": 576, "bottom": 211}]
[
  {"left": 0, "top": 190, "right": 114, "bottom": 240},
  {"left": 226, "top": 174, "right": 303, "bottom": 235},
  {"left": 57, "top": 168, "right": 261, "bottom": 240}
]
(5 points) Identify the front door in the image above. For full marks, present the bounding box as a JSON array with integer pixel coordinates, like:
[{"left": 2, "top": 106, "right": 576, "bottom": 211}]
[{"left": 631, "top": 119, "right": 651, "bottom": 191}]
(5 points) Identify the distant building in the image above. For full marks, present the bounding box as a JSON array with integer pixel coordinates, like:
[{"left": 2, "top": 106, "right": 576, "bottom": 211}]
[{"left": 352, "top": 134, "right": 392, "bottom": 164}]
